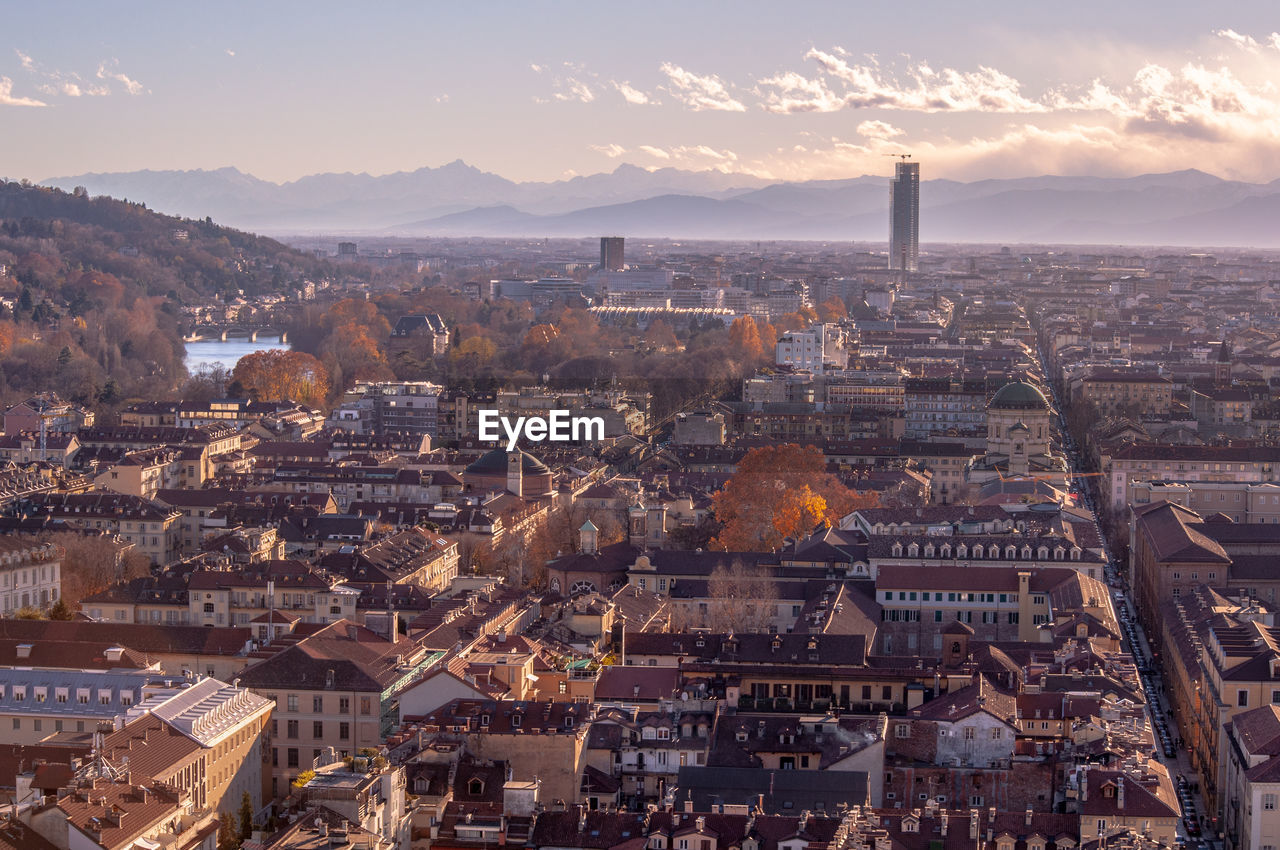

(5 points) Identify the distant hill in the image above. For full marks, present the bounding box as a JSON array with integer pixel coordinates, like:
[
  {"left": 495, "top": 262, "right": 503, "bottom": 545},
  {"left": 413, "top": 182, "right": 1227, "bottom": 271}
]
[
  {"left": 0, "top": 180, "right": 350, "bottom": 408},
  {"left": 0, "top": 180, "right": 335, "bottom": 298},
  {"left": 41, "top": 163, "right": 1280, "bottom": 247}
]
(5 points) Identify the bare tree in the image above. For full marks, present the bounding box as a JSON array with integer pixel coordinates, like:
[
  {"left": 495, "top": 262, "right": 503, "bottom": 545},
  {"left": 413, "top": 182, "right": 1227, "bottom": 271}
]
[
  {"left": 706, "top": 560, "right": 780, "bottom": 633},
  {"left": 44, "top": 532, "right": 144, "bottom": 608}
]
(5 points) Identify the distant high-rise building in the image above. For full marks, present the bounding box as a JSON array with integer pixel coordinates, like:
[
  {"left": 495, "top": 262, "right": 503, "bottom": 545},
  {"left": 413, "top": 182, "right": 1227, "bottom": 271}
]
[
  {"left": 337, "top": 241, "right": 358, "bottom": 257},
  {"left": 888, "top": 161, "right": 919, "bottom": 272},
  {"left": 600, "top": 236, "right": 625, "bottom": 271}
]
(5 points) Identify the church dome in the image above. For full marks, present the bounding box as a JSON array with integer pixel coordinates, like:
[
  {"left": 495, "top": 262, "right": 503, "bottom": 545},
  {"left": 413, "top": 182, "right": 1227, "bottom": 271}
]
[
  {"left": 989, "top": 381, "right": 1050, "bottom": 411},
  {"left": 465, "top": 448, "right": 550, "bottom": 476}
]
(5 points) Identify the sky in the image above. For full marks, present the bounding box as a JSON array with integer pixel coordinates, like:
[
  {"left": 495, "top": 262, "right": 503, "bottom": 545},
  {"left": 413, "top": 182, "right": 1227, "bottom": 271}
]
[{"left": 4, "top": 1, "right": 1280, "bottom": 185}]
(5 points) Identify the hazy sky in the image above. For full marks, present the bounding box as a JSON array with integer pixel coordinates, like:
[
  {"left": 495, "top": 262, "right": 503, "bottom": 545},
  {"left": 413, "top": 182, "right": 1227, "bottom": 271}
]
[{"left": 4, "top": 1, "right": 1280, "bottom": 184}]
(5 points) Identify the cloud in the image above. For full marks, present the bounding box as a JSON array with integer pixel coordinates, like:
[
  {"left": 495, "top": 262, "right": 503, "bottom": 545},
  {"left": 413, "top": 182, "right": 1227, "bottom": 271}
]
[
  {"left": 554, "top": 79, "right": 595, "bottom": 103},
  {"left": 589, "top": 143, "right": 627, "bottom": 158},
  {"left": 225, "top": 48, "right": 236, "bottom": 57},
  {"left": 613, "top": 80, "right": 651, "bottom": 105},
  {"left": 15, "top": 50, "right": 114, "bottom": 98},
  {"left": 0, "top": 76, "right": 46, "bottom": 107},
  {"left": 1214, "top": 28, "right": 1261, "bottom": 51},
  {"left": 434, "top": 94, "right": 449, "bottom": 104},
  {"left": 634, "top": 144, "right": 740, "bottom": 171},
  {"left": 97, "top": 60, "right": 144, "bottom": 95},
  {"left": 1214, "top": 28, "right": 1280, "bottom": 52},
  {"left": 532, "top": 61, "right": 599, "bottom": 104},
  {"left": 659, "top": 62, "right": 745, "bottom": 111},
  {"left": 856, "top": 119, "right": 903, "bottom": 140},
  {"left": 758, "top": 49, "right": 1049, "bottom": 113},
  {"left": 717, "top": 109, "right": 1280, "bottom": 184}
]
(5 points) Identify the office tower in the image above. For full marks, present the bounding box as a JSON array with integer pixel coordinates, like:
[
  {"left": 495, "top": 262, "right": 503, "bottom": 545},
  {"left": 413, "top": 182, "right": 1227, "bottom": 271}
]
[
  {"left": 600, "top": 236, "right": 625, "bottom": 271},
  {"left": 888, "top": 161, "right": 919, "bottom": 272}
]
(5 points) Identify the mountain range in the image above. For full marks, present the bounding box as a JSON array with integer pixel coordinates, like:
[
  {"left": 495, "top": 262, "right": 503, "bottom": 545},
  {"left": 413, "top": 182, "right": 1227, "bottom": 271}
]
[{"left": 38, "top": 162, "right": 1280, "bottom": 247}]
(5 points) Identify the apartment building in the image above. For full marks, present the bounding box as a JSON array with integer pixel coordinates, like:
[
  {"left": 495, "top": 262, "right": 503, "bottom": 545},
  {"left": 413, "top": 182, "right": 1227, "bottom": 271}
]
[
  {"left": 237, "top": 620, "right": 441, "bottom": 796},
  {"left": 903, "top": 378, "right": 988, "bottom": 439},
  {"left": 1190, "top": 386, "right": 1253, "bottom": 427},
  {"left": 0, "top": 536, "right": 61, "bottom": 614},
  {"left": 1107, "top": 444, "right": 1280, "bottom": 515},
  {"left": 1075, "top": 370, "right": 1173, "bottom": 417},
  {"left": 1129, "top": 480, "right": 1280, "bottom": 524},
  {"left": 105, "top": 676, "right": 273, "bottom": 814},
  {"left": 18, "top": 492, "right": 182, "bottom": 564},
  {"left": 0, "top": 668, "right": 157, "bottom": 744},
  {"left": 1222, "top": 703, "right": 1280, "bottom": 850}
]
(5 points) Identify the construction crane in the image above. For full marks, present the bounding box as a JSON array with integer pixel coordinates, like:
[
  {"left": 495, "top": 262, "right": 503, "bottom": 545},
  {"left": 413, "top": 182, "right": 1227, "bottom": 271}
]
[{"left": 883, "top": 153, "right": 912, "bottom": 161}]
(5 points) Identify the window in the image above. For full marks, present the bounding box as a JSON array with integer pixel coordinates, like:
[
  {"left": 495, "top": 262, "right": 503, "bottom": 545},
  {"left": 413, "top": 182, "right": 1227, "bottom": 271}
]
[
  {"left": 895, "top": 724, "right": 910, "bottom": 739},
  {"left": 1265, "top": 794, "right": 1277, "bottom": 811},
  {"left": 287, "top": 720, "right": 299, "bottom": 738},
  {"left": 313, "top": 696, "right": 324, "bottom": 713},
  {"left": 339, "top": 722, "right": 350, "bottom": 740},
  {"left": 1240, "top": 690, "right": 1250, "bottom": 708},
  {"left": 964, "top": 727, "right": 975, "bottom": 740},
  {"left": 287, "top": 748, "right": 299, "bottom": 768},
  {"left": 313, "top": 721, "right": 324, "bottom": 738},
  {"left": 360, "top": 697, "right": 372, "bottom": 715},
  {"left": 339, "top": 697, "right": 350, "bottom": 713},
  {"left": 287, "top": 695, "right": 299, "bottom": 712},
  {"left": 204, "top": 602, "right": 215, "bottom": 613}
]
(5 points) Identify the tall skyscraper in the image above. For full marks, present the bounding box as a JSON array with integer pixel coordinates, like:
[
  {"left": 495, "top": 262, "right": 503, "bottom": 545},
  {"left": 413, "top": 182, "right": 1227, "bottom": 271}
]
[
  {"left": 600, "top": 236, "right": 625, "bottom": 271},
  {"left": 888, "top": 160, "right": 919, "bottom": 273}
]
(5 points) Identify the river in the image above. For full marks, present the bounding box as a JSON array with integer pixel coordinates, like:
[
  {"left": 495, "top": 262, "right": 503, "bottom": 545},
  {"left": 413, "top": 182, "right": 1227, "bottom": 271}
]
[{"left": 184, "top": 334, "right": 290, "bottom": 373}]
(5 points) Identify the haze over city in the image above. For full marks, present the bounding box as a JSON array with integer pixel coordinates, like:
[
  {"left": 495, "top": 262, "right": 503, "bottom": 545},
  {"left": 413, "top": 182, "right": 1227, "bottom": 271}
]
[{"left": 4, "top": 1, "right": 1280, "bottom": 185}]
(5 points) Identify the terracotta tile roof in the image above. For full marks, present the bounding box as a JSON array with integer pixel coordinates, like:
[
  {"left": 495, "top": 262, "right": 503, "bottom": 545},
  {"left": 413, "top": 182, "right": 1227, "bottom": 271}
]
[
  {"left": 911, "top": 675, "right": 1018, "bottom": 724},
  {"left": 58, "top": 778, "right": 185, "bottom": 850}
]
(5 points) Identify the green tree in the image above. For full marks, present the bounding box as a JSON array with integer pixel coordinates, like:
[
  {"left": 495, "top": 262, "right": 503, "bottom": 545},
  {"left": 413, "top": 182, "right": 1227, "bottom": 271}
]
[
  {"left": 48, "top": 597, "right": 74, "bottom": 620},
  {"left": 218, "top": 813, "right": 239, "bottom": 850},
  {"left": 238, "top": 791, "right": 254, "bottom": 839},
  {"left": 97, "top": 379, "right": 122, "bottom": 406},
  {"left": 14, "top": 605, "right": 45, "bottom": 620}
]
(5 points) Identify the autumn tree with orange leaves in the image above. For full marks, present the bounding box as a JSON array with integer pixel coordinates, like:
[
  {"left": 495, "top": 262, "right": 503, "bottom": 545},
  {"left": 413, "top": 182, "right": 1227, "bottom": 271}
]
[
  {"left": 232, "top": 349, "right": 330, "bottom": 406},
  {"left": 817, "top": 298, "right": 847, "bottom": 323},
  {"left": 727, "top": 316, "right": 765, "bottom": 362},
  {"left": 710, "top": 443, "right": 877, "bottom": 551}
]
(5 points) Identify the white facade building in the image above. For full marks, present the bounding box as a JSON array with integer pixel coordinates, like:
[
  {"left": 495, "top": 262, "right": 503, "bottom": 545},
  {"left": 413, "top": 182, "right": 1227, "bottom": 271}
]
[{"left": 0, "top": 537, "right": 61, "bottom": 615}]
